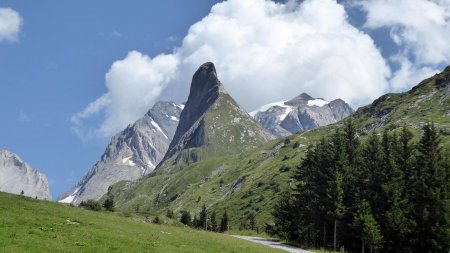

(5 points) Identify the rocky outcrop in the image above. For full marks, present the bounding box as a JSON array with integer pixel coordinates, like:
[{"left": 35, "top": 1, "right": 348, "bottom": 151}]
[
  {"left": 0, "top": 150, "right": 51, "bottom": 200},
  {"left": 250, "top": 93, "right": 353, "bottom": 137},
  {"left": 58, "top": 101, "right": 183, "bottom": 204},
  {"left": 159, "top": 62, "right": 274, "bottom": 167}
]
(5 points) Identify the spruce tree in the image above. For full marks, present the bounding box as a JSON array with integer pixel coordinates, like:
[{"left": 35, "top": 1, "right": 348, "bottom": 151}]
[
  {"left": 354, "top": 200, "right": 383, "bottom": 253},
  {"left": 199, "top": 204, "right": 208, "bottom": 230},
  {"left": 180, "top": 210, "right": 192, "bottom": 226},
  {"left": 410, "top": 123, "right": 450, "bottom": 252},
  {"left": 210, "top": 211, "right": 217, "bottom": 232},
  {"left": 220, "top": 211, "right": 229, "bottom": 233},
  {"left": 193, "top": 214, "right": 200, "bottom": 228},
  {"left": 292, "top": 145, "right": 317, "bottom": 245}
]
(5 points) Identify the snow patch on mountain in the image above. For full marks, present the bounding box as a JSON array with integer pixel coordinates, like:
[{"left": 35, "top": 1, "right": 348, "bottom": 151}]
[
  {"left": 151, "top": 120, "right": 168, "bottom": 139},
  {"left": 58, "top": 101, "right": 183, "bottom": 204},
  {"left": 251, "top": 93, "right": 353, "bottom": 137}
]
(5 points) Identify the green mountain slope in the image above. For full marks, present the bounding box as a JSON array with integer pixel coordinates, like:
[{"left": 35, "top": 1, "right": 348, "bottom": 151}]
[
  {"left": 0, "top": 192, "right": 283, "bottom": 252},
  {"left": 108, "top": 66, "right": 449, "bottom": 229}
]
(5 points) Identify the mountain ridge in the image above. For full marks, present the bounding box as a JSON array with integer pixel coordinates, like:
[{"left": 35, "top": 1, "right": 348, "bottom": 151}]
[
  {"left": 250, "top": 93, "right": 353, "bottom": 137},
  {"left": 58, "top": 101, "right": 183, "bottom": 204},
  {"left": 0, "top": 149, "right": 51, "bottom": 200}
]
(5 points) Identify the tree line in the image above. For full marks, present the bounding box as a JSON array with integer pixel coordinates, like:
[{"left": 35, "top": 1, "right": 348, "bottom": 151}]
[
  {"left": 270, "top": 122, "right": 449, "bottom": 253},
  {"left": 179, "top": 205, "right": 229, "bottom": 233}
]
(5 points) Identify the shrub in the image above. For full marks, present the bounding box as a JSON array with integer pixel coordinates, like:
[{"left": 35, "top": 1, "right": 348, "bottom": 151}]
[{"left": 79, "top": 199, "right": 102, "bottom": 211}]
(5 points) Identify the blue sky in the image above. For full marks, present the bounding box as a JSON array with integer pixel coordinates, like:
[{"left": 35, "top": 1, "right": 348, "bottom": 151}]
[{"left": 0, "top": 0, "right": 449, "bottom": 199}]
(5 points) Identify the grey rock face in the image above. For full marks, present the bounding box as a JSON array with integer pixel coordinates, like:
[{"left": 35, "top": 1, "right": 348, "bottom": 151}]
[
  {"left": 159, "top": 62, "right": 274, "bottom": 167},
  {"left": 58, "top": 101, "right": 183, "bottom": 204},
  {"left": 251, "top": 93, "right": 353, "bottom": 137},
  {"left": 0, "top": 149, "right": 51, "bottom": 200}
]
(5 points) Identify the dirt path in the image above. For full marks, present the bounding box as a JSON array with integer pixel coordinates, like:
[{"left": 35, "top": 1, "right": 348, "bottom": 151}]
[{"left": 231, "top": 235, "right": 313, "bottom": 253}]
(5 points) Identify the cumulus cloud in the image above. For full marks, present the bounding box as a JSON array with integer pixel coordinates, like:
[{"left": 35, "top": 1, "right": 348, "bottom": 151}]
[
  {"left": 73, "top": 0, "right": 392, "bottom": 139},
  {"left": 0, "top": 7, "right": 22, "bottom": 42},
  {"left": 357, "top": 0, "right": 449, "bottom": 89},
  {"left": 390, "top": 56, "right": 439, "bottom": 91},
  {"left": 360, "top": 0, "right": 450, "bottom": 65},
  {"left": 71, "top": 51, "right": 178, "bottom": 138}
]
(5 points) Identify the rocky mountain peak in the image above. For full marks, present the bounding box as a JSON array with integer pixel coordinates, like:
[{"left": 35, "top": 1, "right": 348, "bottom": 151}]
[
  {"left": 58, "top": 101, "right": 183, "bottom": 204},
  {"left": 168, "top": 63, "right": 223, "bottom": 154},
  {"left": 0, "top": 149, "right": 51, "bottom": 200},
  {"left": 252, "top": 94, "right": 353, "bottom": 137},
  {"left": 285, "top": 93, "right": 313, "bottom": 106},
  {"left": 159, "top": 62, "right": 274, "bottom": 167}
]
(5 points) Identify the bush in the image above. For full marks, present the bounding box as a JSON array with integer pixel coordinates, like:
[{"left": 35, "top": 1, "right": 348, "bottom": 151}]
[
  {"left": 103, "top": 197, "right": 114, "bottom": 212},
  {"left": 153, "top": 215, "right": 162, "bottom": 224},
  {"left": 79, "top": 199, "right": 102, "bottom": 211},
  {"left": 180, "top": 210, "right": 192, "bottom": 226},
  {"left": 166, "top": 209, "right": 175, "bottom": 219}
]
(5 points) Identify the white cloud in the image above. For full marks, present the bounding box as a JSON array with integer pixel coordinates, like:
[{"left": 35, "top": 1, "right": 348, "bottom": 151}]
[
  {"left": 359, "top": 0, "right": 450, "bottom": 66},
  {"left": 390, "top": 55, "right": 439, "bottom": 91},
  {"left": 73, "top": 0, "right": 391, "bottom": 139},
  {"left": 72, "top": 51, "right": 178, "bottom": 138},
  {"left": 0, "top": 7, "right": 22, "bottom": 42}
]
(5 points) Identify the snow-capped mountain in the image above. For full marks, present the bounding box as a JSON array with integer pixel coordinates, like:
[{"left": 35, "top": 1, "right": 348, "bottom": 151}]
[
  {"left": 250, "top": 93, "right": 353, "bottom": 137},
  {"left": 0, "top": 149, "right": 51, "bottom": 200},
  {"left": 58, "top": 101, "right": 184, "bottom": 204}
]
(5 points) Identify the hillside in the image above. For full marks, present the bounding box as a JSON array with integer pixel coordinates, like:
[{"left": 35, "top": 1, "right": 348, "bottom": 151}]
[
  {"left": 107, "top": 66, "right": 449, "bottom": 229},
  {"left": 0, "top": 192, "right": 283, "bottom": 253}
]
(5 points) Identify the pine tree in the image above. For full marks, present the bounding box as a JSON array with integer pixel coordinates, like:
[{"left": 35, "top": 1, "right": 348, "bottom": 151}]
[
  {"left": 292, "top": 145, "right": 317, "bottom": 245},
  {"left": 220, "top": 211, "right": 229, "bottom": 233},
  {"left": 272, "top": 191, "right": 299, "bottom": 241},
  {"left": 199, "top": 204, "right": 208, "bottom": 230},
  {"left": 354, "top": 200, "right": 383, "bottom": 253},
  {"left": 210, "top": 211, "right": 217, "bottom": 232},
  {"left": 102, "top": 196, "right": 115, "bottom": 212},
  {"left": 380, "top": 130, "right": 411, "bottom": 252},
  {"left": 248, "top": 213, "right": 256, "bottom": 231},
  {"left": 180, "top": 210, "right": 192, "bottom": 226},
  {"left": 330, "top": 130, "right": 347, "bottom": 251},
  {"left": 410, "top": 123, "right": 450, "bottom": 252},
  {"left": 193, "top": 214, "right": 200, "bottom": 228}
]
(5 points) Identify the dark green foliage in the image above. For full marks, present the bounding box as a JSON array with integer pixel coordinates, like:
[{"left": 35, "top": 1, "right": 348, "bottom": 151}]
[
  {"left": 293, "top": 141, "right": 300, "bottom": 149},
  {"left": 210, "top": 211, "right": 217, "bottom": 232},
  {"left": 220, "top": 211, "right": 229, "bottom": 233},
  {"left": 272, "top": 122, "right": 450, "bottom": 252},
  {"left": 180, "top": 210, "right": 192, "bottom": 226},
  {"left": 284, "top": 138, "right": 291, "bottom": 145},
  {"left": 199, "top": 204, "right": 208, "bottom": 230},
  {"left": 193, "top": 215, "right": 200, "bottom": 228},
  {"left": 410, "top": 124, "right": 450, "bottom": 252},
  {"left": 153, "top": 215, "right": 162, "bottom": 224},
  {"left": 166, "top": 209, "right": 175, "bottom": 219},
  {"left": 353, "top": 201, "right": 383, "bottom": 253},
  {"left": 79, "top": 199, "right": 102, "bottom": 211},
  {"left": 102, "top": 197, "right": 114, "bottom": 212}
]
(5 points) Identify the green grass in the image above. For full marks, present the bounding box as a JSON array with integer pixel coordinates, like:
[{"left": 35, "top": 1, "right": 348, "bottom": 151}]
[{"left": 0, "top": 192, "right": 284, "bottom": 253}]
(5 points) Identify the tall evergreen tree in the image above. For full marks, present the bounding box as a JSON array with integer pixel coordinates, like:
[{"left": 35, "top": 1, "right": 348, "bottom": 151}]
[
  {"left": 354, "top": 200, "right": 383, "bottom": 253},
  {"left": 220, "top": 211, "right": 229, "bottom": 233},
  {"left": 180, "top": 210, "right": 192, "bottom": 226},
  {"left": 410, "top": 123, "right": 450, "bottom": 252},
  {"left": 210, "top": 211, "right": 217, "bottom": 232},
  {"left": 199, "top": 204, "right": 208, "bottom": 230}
]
